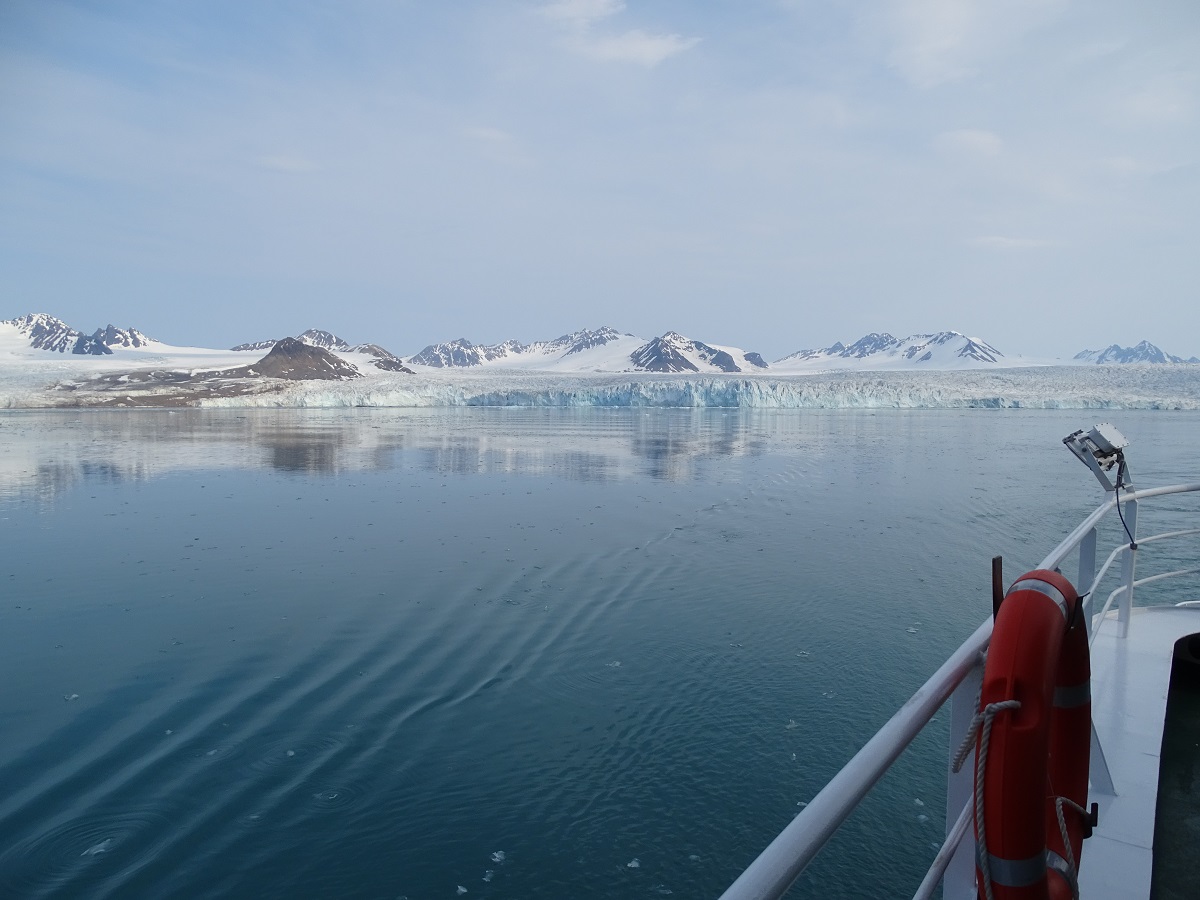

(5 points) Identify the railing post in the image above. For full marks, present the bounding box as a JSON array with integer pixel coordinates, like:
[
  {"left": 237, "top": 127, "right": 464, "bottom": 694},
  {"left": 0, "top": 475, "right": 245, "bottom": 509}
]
[
  {"left": 944, "top": 658, "right": 982, "bottom": 899},
  {"left": 1080, "top": 528, "right": 1099, "bottom": 628},
  {"left": 1117, "top": 498, "right": 1138, "bottom": 639}
]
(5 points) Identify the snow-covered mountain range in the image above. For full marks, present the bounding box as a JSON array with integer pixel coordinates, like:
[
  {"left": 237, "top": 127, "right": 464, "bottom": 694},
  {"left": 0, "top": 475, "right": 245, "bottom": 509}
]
[
  {"left": 4, "top": 312, "right": 1200, "bottom": 410},
  {"left": 0, "top": 313, "right": 156, "bottom": 356},
  {"left": 409, "top": 327, "right": 638, "bottom": 370},
  {"left": 4, "top": 313, "right": 1198, "bottom": 386},
  {"left": 1073, "top": 341, "right": 1200, "bottom": 365},
  {"left": 773, "top": 331, "right": 1004, "bottom": 371},
  {"left": 405, "top": 328, "right": 770, "bottom": 374}
]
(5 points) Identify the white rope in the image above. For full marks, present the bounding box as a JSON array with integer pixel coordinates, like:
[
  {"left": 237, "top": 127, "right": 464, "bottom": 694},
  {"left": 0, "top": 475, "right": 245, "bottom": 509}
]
[
  {"left": 1054, "top": 795, "right": 1089, "bottom": 900},
  {"left": 951, "top": 698, "right": 1021, "bottom": 900}
]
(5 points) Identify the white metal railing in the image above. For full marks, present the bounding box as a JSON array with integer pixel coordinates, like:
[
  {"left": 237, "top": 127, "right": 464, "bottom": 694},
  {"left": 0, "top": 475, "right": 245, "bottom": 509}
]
[{"left": 718, "top": 481, "right": 1200, "bottom": 900}]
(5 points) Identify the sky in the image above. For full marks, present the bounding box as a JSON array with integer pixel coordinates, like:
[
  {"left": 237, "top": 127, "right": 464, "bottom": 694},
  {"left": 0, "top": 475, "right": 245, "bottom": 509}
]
[{"left": 1, "top": 0, "right": 1198, "bottom": 361}]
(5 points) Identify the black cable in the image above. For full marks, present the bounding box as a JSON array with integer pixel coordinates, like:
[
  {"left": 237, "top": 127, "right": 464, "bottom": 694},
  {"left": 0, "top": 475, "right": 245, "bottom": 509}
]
[{"left": 1114, "top": 454, "right": 1137, "bottom": 549}]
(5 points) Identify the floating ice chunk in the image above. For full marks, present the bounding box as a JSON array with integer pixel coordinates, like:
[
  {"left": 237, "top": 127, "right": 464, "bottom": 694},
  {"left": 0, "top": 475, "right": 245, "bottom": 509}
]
[
  {"left": 64, "top": 693, "right": 79, "bottom": 701},
  {"left": 795, "top": 651, "right": 810, "bottom": 657},
  {"left": 913, "top": 798, "right": 924, "bottom": 807},
  {"left": 917, "top": 814, "right": 928, "bottom": 823},
  {"left": 456, "top": 886, "right": 467, "bottom": 895},
  {"left": 286, "top": 750, "right": 295, "bottom": 757},
  {"left": 81, "top": 838, "right": 114, "bottom": 856},
  {"left": 797, "top": 801, "right": 808, "bottom": 808},
  {"left": 655, "top": 886, "right": 673, "bottom": 895},
  {"left": 688, "top": 854, "right": 701, "bottom": 862},
  {"left": 785, "top": 719, "right": 798, "bottom": 730},
  {"left": 165, "top": 729, "right": 173, "bottom": 735},
  {"left": 906, "top": 627, "right": 919, "bottom": 634},
  {"left": 606, "top": 661, "right": 621, "bottom": 668},
  {"left": 491, "top": 850, "right": 505, "bottom": 863},
  {"left": 482, "top": 870, "right": 494, "bottom": 883},
  {"left": 627, "top": 858, "right": 640, "bottom": 868}
]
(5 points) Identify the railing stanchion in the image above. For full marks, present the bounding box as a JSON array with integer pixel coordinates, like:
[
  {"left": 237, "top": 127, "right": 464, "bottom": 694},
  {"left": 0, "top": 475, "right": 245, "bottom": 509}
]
[
  {"left": 1118, "top": 499, "right": 1138, "bottom": 639},
  {"left": 944, "top": 659, "right": 982, "bottom": 899},
  {"left": 1078, "top": 527, "right": 1097, "bottom": 628}
]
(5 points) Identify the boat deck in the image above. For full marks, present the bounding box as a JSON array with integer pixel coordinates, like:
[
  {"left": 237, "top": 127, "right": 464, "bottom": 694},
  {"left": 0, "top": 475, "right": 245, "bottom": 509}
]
[{"left": 1080, "top": 605, "right": 1200, "bottom": 900}]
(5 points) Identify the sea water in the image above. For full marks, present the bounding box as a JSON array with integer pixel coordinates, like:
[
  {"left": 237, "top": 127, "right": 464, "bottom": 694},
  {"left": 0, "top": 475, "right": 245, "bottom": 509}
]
[{"left": 1, "top": 408, "right": 1197, "bottom": 899}]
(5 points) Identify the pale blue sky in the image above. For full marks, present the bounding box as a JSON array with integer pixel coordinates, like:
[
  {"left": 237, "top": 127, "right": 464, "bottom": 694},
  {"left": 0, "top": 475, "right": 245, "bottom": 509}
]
[{"left": 2, "top": 0, "right": 1197, "bottom": 359}]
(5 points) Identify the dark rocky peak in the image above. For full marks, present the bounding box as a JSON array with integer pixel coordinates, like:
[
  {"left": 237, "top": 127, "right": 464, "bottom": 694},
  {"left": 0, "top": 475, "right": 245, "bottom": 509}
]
[
  {"left": 630, "top": 334, "right": 699, "bottom": 373},
  {"left": 93, "top": 324, "right": 152, "bottom": 349},
  {"left": 246, "top": 337, "right": 361, "bottom": 380},
  {"left": 409, "top": 338, "right": 487, "bottom": 367}
]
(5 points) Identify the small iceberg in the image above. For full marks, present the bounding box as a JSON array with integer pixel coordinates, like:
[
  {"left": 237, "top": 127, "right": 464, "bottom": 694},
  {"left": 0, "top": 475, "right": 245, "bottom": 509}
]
[{"left": 81, "top": 838, "right": 114, "bottom": 857}]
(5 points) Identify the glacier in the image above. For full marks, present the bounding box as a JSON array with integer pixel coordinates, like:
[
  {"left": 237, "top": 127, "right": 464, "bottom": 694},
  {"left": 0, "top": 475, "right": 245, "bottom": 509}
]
[{"left": 185, "top": 367, "right": 1200, "bottom": 411}]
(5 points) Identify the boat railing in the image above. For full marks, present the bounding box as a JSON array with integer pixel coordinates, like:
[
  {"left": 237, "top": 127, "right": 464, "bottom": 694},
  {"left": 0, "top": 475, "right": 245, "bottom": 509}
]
[{"left": 718, "top": 481, "right": 1200, "bottom": 900}]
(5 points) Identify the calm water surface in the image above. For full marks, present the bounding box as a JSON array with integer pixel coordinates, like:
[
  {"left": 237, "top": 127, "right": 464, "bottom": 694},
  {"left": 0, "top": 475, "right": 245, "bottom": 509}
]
[{"left": 1, "top": 409, "right": 1197, "bottom": 899}]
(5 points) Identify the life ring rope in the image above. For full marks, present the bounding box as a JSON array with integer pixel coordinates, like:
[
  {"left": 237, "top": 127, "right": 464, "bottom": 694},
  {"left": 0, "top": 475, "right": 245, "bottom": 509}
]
[{"left": 951, "top": 698, "right": 1022, "bottom": 900}]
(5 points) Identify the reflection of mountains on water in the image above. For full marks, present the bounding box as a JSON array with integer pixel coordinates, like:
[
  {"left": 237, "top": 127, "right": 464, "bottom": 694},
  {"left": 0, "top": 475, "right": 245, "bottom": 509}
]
[{"left": 0, "top": 409, "right": 783, "bottom": 502}]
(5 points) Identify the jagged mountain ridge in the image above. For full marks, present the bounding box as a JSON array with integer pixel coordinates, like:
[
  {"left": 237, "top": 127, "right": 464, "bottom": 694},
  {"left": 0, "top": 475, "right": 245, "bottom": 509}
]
[
  {"left": 3, "top": 313, "right": 114, "bottom": 355},
  {"left": 774, "top": 331, "right": 1003, "bottom": 370},
  {"left": 232, "top": 329, "right": 350, "bottom": 352},
  {"left": 408, "top": 328, "right": 768, "bottom": 373},
  {"left": 628, "top": 332, "right": 768, "bottom": 373},
  {"left": 94, "top": 324, "right": 153, "bottom": 349},
  {"left": 409, "top": 327, "right": 631, "bottom": 368},
  {"left": 1074, "top": 341, "right": 1199, "bottom": 365}
]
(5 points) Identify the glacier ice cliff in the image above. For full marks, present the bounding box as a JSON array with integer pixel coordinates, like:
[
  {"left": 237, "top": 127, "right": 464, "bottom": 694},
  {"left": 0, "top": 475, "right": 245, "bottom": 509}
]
[{"left": 188, "top": 367, "right": 1200, "bottom": 411}]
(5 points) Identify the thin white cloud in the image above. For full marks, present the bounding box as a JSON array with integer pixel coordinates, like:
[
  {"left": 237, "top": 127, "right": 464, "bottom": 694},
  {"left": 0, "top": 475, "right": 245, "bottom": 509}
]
[
  {"left": 968, "top": 235, "right": 1052, "bottom": 251},
  {"left": 258, "top": 155, "right": 319, "bottom": 174},
  {"left": 1113, "top": 79, "right": 1194, "bottom": 125},
  {"left": 464, "top": 126, "right": 514, "bottom": 144},
  {"left": 540, "top": 0, "right": 624, "bottom": 26},
  {"left": 935, "top": 129, "right": 1003, "bottom": 159},
  {"left": 572, "top": 29, "right": 700, "bottom": 66},
  {"left": 540, "top": 0, "right": 699, "bottom": 67},
  {"left": 873, "top": 0, "right": 1067, "bottom": 88}
]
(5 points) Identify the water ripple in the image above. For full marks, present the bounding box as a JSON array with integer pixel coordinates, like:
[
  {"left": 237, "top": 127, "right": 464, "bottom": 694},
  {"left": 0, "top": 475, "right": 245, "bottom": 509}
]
[{"left": 0, "top": 807, "right": 175, "bottom": 898}]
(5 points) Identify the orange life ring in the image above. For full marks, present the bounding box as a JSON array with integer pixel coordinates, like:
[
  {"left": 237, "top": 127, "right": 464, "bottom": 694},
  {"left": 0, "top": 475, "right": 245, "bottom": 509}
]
[{"left": 973, "top": 569, "right": 1091, "bottom": 900}]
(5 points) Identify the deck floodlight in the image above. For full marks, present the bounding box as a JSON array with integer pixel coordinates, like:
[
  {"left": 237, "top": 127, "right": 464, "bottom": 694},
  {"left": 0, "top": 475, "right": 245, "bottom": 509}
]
[{"left": 1063, "top": 423, "right": 1131, "bottom": 491}]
